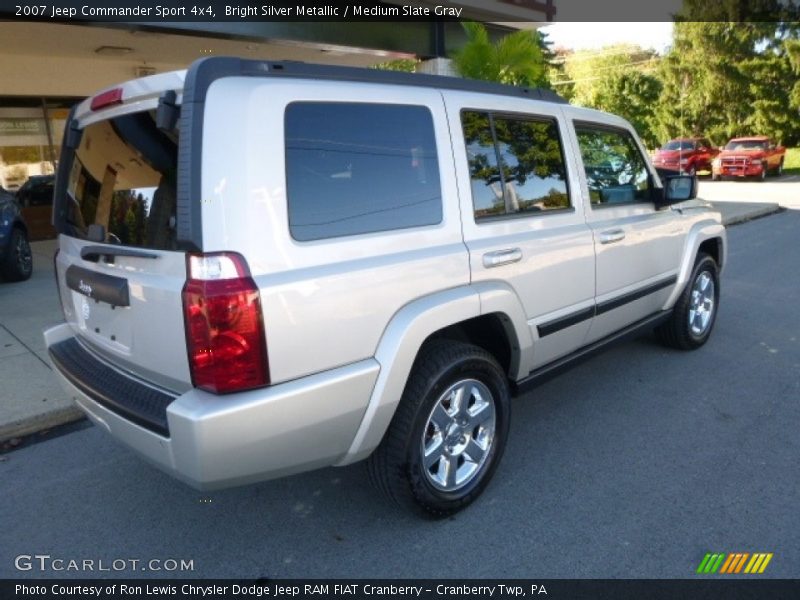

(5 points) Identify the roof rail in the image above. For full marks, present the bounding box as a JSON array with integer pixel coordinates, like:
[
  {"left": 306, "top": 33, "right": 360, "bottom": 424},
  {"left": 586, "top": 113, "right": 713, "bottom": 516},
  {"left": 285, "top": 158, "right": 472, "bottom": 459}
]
[{"left": 187, "top": 57, "right": 568, "bottom": 105}]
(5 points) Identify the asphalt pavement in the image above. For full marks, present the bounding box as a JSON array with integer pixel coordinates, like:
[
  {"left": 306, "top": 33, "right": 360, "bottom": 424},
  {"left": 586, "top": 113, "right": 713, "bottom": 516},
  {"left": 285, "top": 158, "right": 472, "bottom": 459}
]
[{"left": 1, "top": 205, "right": 798, "bottom": 579}]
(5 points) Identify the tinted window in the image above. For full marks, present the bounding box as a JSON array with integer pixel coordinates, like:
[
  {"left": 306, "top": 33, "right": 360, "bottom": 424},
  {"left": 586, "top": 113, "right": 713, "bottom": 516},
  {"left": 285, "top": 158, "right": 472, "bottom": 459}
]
[
  {"left": 285, "top": 103, "right": 442, "bottom": 241},
  {"left": 64, "top": 111, "right": 178, "bottom": 250},
  {"left": 575, "top": 126, "right": 650, "bottom": 205},
  {"left": 662, "top": 140, "right": 695, "bottom": 151},
  {"left": 724, "top": 140, "right": 767, "bottom": 151},
  {"left": 462, "top": 111, "right": 569, "bottom": 221}
]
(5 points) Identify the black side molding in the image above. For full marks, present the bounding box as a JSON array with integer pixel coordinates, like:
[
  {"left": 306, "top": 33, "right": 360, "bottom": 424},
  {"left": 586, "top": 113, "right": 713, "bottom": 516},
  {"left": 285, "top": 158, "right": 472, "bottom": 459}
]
[
  {"left": 596, "top": 276, "right": 677, "bottom": 316},
  {"left": 537, "top": 275, "right": 678, "bottom": 338},
  {"left": 66, "top": 265, "right": 130, "bottom": 307}
]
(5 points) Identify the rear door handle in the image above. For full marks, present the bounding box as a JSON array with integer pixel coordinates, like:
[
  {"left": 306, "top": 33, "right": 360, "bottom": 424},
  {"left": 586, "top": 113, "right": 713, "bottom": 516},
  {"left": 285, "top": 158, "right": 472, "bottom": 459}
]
[
  {"left": 599, "top": 229, "right": 626, "bottom": 244},
  {"left": 482, "top": 248, "right": 522, "bottom": 268}
]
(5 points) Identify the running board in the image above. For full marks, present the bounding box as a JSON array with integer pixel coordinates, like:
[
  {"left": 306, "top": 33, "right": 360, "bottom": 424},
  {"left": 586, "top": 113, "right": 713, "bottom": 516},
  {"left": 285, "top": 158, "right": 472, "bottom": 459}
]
[{"left": 514, "top": 310, "right": 672, "bottom": 395}]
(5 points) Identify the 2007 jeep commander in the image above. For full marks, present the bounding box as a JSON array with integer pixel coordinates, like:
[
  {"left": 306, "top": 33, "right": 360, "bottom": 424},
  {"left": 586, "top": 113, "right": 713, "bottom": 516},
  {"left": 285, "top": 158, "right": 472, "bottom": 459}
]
[{"left": 44, "top": 58, "right": 725, "bottom": 516}]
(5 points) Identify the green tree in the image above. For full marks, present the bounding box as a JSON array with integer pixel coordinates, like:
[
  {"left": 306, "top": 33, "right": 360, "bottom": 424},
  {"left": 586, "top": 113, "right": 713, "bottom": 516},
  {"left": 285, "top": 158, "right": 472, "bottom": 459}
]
[
  {"left": 556, "top": 45, "right": 662, "bottom": 147},
  {"left": 451, "top": 22, "right": 550, "bottom": 88},
  {"left": 371, "top": 59, "right": 419, "bottom": 73},
  {"left": 788, "top": 39, "right": 800, "bottom": 110},
  {"left": 655, "top": 18, "right": 800, "bottom": 146}
]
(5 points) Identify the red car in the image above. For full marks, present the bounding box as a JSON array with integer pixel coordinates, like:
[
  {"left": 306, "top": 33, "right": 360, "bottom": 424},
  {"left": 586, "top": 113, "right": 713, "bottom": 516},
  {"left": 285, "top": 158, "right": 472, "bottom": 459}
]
[
  {"left": 712, "top": 136, "right": 786, "bottom": 181},
  {"left": 652, "top": 137, "right": 718, "bottom": 176}
]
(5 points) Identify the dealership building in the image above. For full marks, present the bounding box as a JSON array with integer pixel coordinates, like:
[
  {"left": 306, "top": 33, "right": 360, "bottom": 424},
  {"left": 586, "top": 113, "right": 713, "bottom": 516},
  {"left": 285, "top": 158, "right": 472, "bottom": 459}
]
[{"left": 0, "top": 1, "right": 552, "bottom": 237}]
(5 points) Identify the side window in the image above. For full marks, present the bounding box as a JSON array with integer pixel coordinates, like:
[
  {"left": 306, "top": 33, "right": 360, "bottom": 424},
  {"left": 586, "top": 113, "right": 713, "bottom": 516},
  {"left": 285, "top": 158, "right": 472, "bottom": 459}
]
[
  {"left": 285, "top": 102, "right": 442, "bottom": 241},
  {"left": 462, "top": 110, "right": 570, "bottom": 221},
  {"left": 575, "top": 125, "right": 651, "bottom": 205}
]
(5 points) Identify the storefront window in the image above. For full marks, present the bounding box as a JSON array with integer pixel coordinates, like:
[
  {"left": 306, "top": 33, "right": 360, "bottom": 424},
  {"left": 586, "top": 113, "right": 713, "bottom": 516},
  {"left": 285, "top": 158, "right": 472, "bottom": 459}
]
[{"left": 0, "top": 98, "right": 80, "bottom": 239}]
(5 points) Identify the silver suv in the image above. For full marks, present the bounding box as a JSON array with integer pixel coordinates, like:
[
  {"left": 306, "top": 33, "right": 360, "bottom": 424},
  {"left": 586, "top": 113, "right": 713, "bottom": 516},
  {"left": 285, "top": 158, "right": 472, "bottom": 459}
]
[{"left": 44, "top": 58, "right": 725, "bottom": 516}]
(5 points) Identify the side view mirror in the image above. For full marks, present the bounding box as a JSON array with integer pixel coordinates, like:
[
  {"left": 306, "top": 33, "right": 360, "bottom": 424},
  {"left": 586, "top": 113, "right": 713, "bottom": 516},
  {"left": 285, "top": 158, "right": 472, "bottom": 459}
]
[{"left": 655, "top": 174, "right": 697, "bottom": 208}]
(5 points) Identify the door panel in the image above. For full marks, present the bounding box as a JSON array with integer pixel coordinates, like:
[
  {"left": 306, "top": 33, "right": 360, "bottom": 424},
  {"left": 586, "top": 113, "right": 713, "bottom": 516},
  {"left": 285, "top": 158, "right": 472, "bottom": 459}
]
[
  {"left": 570, "top": 122, "right": 684, "bottom": 343},
  {"left": 446, "top": 95, "right": 596, "bottom": 371}
]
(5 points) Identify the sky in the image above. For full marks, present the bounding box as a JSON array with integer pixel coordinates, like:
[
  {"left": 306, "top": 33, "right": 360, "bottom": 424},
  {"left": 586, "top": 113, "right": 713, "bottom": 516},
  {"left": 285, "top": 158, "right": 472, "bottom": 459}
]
[{"left": 540, "top": 22, "right": 675, "bottom": 54}]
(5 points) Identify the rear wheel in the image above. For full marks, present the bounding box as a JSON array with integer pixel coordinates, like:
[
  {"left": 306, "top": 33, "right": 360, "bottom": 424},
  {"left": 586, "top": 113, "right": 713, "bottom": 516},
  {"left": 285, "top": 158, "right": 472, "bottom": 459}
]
[
  {"left": 656, "top": 254, "right": 719, "bottom": 350},
  {"left": 368, "top": 340, "right": 510, "bottom": 517},
  {"left": 1, "top": 228, "right": 32, "bottom": 282},
  {"left": 774, "top": 160, "right": 784, "bottom": 177}
]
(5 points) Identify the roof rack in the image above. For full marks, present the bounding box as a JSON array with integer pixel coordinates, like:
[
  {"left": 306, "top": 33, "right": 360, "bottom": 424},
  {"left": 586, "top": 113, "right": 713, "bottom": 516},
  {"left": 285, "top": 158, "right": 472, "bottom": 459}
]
[{"left": 186, "top": 57, "right": 568, "bottom": 105}]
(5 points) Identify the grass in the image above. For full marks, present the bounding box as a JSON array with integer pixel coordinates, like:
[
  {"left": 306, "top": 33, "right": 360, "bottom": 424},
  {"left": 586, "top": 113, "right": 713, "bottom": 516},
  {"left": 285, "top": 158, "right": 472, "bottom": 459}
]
[{"left": 784, "top": 147, "right": 800, "bottom": 176}]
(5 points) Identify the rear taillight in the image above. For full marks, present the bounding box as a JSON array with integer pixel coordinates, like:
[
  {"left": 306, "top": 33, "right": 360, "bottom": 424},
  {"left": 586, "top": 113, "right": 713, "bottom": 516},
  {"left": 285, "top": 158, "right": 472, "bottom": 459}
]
[{"left": 181, "top": 252, "right": 269, "bottom": 394}]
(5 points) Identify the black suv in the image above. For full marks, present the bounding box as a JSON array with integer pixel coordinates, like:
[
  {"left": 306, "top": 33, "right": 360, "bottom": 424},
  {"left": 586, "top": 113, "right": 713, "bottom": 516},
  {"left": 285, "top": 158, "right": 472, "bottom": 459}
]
[{"left": 0, "top": 186, "right": 33, "bottom": 281}]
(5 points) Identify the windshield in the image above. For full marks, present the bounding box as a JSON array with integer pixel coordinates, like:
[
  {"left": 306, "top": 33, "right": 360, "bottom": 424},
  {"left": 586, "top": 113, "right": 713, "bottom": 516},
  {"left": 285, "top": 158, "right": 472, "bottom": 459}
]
[
  {"left": 661, "top": 141, "right": 695, "bottom": 151},
  {"left": 725, "top": 140, "right": 767, "bottom": 151},
  {"left": 61, "top": 110, "right": 178, "bottom": 250}
]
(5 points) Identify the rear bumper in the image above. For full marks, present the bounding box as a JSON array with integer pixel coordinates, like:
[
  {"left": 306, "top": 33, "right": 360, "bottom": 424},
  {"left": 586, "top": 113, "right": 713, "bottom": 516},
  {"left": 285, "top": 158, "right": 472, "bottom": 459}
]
[{"left": 44, "top": 323, "right": 379, "bottom": 489}]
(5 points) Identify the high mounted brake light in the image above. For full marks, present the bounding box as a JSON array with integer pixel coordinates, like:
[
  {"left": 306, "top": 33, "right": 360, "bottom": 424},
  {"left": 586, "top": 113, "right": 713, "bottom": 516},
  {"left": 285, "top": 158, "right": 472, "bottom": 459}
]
[
  {"left": 90, "top": 88, "right": 123, "bottom": 111},
  {"left": 182, "top": 252, "right": 270, "bottom": 394}
]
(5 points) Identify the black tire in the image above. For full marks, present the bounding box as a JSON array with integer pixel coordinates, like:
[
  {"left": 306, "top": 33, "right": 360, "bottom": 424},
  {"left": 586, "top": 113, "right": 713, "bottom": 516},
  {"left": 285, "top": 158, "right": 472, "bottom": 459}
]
[
  {"left": 757, "top": 167, "right": 766, "bottom": 182},
  {"left": 1, "top": 227, "right": 32, "bottom": 282},
  {"left": 368, "top": 340, "right": 510, "bottom": 517},
  {"left": 655, "top": 254, "right": 719, "bottom": 350},
  {"left": 774, "top": 160, "right": 784, "bottom": 177}
]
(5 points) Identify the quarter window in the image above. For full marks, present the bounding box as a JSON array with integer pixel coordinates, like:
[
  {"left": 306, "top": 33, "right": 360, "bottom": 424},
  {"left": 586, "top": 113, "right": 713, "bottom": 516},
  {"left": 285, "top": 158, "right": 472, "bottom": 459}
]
[
  {"left": 575, "top": 125, "right": 650, "bottom": 205},
  {"left": 462, "top": 111, "right": 570, "bottom": 221},
  {"left": 285, "top": 102, "right": 442, "bottom": 241}
]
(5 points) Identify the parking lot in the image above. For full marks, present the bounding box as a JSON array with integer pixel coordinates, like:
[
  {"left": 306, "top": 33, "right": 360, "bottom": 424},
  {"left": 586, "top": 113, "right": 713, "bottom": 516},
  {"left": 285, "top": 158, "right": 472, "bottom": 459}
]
[{"left": 2, "top": 205, "right": 798, "bottom": 579}]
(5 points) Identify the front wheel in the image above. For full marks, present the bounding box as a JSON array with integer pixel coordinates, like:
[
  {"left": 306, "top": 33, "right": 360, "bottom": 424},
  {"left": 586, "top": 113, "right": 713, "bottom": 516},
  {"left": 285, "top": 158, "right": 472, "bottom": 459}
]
[
  {"left": 368, "top": 340, "right": 510, "bottom": 517},
  {"left": 655, "top": 254, "right": 719, "bottom": 350}
]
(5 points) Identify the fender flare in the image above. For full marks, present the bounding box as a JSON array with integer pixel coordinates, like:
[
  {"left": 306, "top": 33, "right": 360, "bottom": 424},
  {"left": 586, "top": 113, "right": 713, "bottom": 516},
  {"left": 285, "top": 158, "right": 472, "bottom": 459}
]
[
  {"left": 335, "top": 282, "right": 531, "bottom": 465},
  {"left": 664, "top": 218, "right": 726, "bottom": 309}
]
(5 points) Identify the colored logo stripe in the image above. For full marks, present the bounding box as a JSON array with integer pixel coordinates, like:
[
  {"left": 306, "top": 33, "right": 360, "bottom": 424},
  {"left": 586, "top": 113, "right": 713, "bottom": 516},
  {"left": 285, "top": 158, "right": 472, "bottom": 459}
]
[
  {"left": 697, "top": 552, "right": 773, "bottom": 574},
  {"left": 745, "top": 553, "right": 773, "bottom": 574}
]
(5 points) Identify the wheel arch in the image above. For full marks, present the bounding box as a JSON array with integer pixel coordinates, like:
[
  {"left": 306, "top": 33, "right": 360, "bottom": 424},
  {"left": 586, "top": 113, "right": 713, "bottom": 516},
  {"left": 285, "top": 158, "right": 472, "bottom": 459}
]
[
  {"left": 663, "top": 221, "right": 726, "bottom": 310},
  {"left": 335, "top": 282, "right": 531, "bottom": 466}
]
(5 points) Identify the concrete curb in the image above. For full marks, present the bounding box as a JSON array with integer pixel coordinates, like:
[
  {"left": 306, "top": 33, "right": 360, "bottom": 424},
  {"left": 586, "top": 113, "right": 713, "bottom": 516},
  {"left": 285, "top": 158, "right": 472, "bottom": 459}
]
[
  {"left": 0, "top": 405, "right": 85, "bottom": 444},
  {"left": 710, "top": 201, "right": 783, "bottom": 226}
]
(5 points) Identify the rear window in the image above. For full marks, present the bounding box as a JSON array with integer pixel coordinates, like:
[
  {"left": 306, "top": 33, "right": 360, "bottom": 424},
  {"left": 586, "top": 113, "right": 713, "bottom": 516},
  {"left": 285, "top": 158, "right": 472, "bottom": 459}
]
[
  {"left": 62, "top": 111, "right": 178, "bottom": 250},
  {"left": 285, "top": 102, "right": 443, "bottom": 242}
]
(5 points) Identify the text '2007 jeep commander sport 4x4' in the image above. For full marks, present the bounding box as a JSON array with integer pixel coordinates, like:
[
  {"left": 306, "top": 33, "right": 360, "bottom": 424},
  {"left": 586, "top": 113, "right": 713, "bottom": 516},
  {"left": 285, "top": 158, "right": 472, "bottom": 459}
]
[{"left": 44, "top": 58, "right": 725, "bottom": 516}]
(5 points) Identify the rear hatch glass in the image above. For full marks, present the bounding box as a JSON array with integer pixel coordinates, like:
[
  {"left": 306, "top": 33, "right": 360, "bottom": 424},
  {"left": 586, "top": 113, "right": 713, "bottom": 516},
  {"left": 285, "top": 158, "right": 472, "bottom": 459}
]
[
  {"left": 62, "top": 111, "right": 178, "bottom": 249},
  {"left": 54, "top": 107, "right": 191, "bottom": 393}
]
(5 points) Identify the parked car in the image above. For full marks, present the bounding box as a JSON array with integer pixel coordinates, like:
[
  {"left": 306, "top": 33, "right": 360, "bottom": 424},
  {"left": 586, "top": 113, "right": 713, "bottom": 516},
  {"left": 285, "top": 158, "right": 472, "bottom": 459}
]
[
  {"left": 44, "top": 58, "right": 726, "bottom": 516},
  {"left": 652, "top": 137, "right": 718, "bottom": 175},
  {"left": 0, "top": 186, "right": 33, "bottom": 281},
  {"left": 712, "top": 136, "right": 786, "bottom": 181},
  {"left": 16, "top": 174, "right": 56, "bottom": 241}
]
